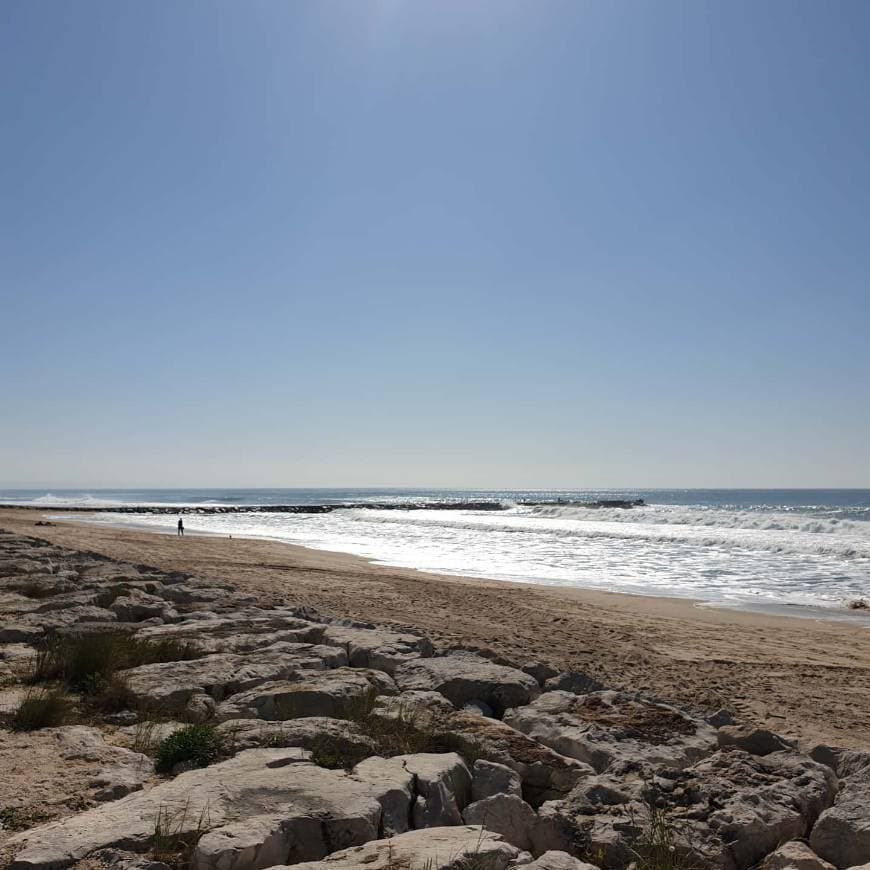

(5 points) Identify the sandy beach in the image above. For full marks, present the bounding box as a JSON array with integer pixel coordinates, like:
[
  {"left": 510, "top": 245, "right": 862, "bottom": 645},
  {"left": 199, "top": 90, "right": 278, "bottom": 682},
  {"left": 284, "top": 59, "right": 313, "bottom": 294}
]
[{"left": 2, "top": 506, "right": 869, "bottom": 750}]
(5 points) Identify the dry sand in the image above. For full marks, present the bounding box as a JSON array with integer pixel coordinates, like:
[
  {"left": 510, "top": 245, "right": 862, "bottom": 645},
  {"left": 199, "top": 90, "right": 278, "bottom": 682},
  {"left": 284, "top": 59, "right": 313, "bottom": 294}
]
[{"left": 2, "top": 507, "right": 869, "bottom": 750}]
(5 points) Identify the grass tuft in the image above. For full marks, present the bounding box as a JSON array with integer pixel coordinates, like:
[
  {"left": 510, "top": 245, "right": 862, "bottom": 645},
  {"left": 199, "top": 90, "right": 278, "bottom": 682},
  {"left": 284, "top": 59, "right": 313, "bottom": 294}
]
[
  {"left": 629, "top": 792, "right": 704, "bottom": 870},
  {"left": 31, "top": 631, "right": 201, "bottom": 692},
  {"left": 9, "top": 687, "right": 74, "bottom": 731},
  {"left": 151, "top": 801, "right": 210, "bottom": 868},
  {"left": 155, "top": 725, "right": 222, "bottom": 775}
]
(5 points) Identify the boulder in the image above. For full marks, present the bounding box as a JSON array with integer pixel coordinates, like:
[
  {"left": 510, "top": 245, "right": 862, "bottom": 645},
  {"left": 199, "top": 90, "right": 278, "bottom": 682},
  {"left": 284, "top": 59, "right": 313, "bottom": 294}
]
[
  {"left": 503, "top": 690, "right": 717, "bottom": 773},
  {"left": 84, "top": 849, "right": 171, "bottom": 870},
  {"left": 521, "top": 662, "right": 559, "bottom": 686},
  {"left": 463, "top": 699, "right": 495, "bottom": 717},
  {"left": 405, "top": 752, "right": 472, "bottom": 828},
  {"left": 394, "top": 652, "right": 539, "bottom": 717},
  {"left": 809, "top": 745, "right": 870, "bottom": 779},
  {"left": 323, "top": 624, "right": 433, "bottom": 673},
  {"left": 135, "top": 614, "right": 326, "bottom": 649},
  {"left": 118, "top": 643, "right": 347, "bottom": 707},
  {"left": 109, "top": 590, "right": 174, "bottom": 622},
  {"left": 717, "top": 724, "right": 794, "bottom": 756},
  {"left": 522, "top": 852, "right": 600, "bottom": 870},
  {"left": 446, "top": 711, "right": 593, "bottom": 807},
  {"left": 372, "top": 689, "right": 456, "bottom": 720},
  {"left": 762, "top": 841, "right": 836, "bottom": 870},
  {"left": 349, "top": 756, "right": 416, "bottom": 836},
  {"left": 810, "top": 778, "right": 870, "bottom": 868},
  {"left": 53, "top": 726, "right": 152, "bottom": 802},
  {"left": 215, "top": 668, "right": 397, "bottom": 721},
  {"left": 472, "top": 759, "right": 523, "bottom": 801},
  {"left": 216, "top": 717, "right": 376, "bottom": 756},
  {"left": 6, "top": 749, "right": 391, "bottom": 870},
  {"left": 539, "top": 749, "right": 836, "bottom": 870},
  {"left": 283, "top": 826, "right": 519, "bottom": 870},
  {"left": 463, "top": 793, "right": 539, "bottom": 852},
  {"left": 543, "top": 672, "right": 605, "bottom": 695}
]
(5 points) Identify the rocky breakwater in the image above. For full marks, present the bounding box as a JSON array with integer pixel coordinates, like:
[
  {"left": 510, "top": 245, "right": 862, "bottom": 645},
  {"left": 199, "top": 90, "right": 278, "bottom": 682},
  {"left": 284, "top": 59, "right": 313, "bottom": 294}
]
[{"left": 0, "top": 528, "right": 868, "bottom": 870}]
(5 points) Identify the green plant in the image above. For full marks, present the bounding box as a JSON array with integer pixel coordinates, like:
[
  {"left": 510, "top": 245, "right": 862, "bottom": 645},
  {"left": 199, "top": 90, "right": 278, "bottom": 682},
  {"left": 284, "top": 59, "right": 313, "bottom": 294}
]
[
  {"left": 30, "top": 631, "right": 201, "bottom": 692},
  {"left": 341, "top": 685, "right": 381, "bottom": 721},
  {"left": 131, "top": 718, "right": 162, "bottom": 755},
  {"left": 629, "top": 795, "right": 702, "bottom": 870},
  {"left": 151, "top": 801, "right": 210, "bottom": 868},
  {"left": 0, "top": 805, "right": 52, "bottom": 832},
  {"left": 155, "top": 725, "right": 222, "bottom": 775},
  {"left": 84, "top": 675, "right": 137, "bottom": 715},
  {"left": 308, "top": 732, "right": 374, "bottom": 771},
  {"left": 10, "top": 687, "right": 74, "bottom": 731}
]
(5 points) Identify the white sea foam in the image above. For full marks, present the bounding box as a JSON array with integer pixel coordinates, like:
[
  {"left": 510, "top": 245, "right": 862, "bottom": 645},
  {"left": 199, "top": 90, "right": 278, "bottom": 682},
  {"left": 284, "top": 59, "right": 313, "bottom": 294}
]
[
  {"left": 30, "top": 493, "right": 126, "bottom": 508},
  {"left": 68, "top": 497, "right": 870, "bottom": 614}
]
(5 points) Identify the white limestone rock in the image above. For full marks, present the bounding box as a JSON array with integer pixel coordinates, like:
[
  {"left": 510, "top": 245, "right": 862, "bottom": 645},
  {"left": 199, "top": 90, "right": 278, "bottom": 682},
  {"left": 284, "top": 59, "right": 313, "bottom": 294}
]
[
  {"left": 281, "top": 826, "right": 519, "bottom": 870},
  {"left": 394, "top": 652, "right": 539, "bottom": 717},
  {"left": 503, "top": 690, "right": 717, "bottom": 773},
  {"left": 214, "top": 667, "right": 397, "bottom": 721}
]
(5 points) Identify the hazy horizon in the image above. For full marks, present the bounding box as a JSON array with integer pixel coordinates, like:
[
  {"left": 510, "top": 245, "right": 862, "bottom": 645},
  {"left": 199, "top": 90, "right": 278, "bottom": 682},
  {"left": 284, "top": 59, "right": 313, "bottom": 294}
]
[{"left": 3, "top": 1, "right": 869, "bottom": 488}]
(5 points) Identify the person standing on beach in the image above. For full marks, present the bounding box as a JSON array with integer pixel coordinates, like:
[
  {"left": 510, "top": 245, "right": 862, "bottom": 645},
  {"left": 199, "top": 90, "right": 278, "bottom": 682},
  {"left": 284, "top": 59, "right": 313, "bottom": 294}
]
[{"left": 177, "top": 517, "right": 184, "bottom": 537}]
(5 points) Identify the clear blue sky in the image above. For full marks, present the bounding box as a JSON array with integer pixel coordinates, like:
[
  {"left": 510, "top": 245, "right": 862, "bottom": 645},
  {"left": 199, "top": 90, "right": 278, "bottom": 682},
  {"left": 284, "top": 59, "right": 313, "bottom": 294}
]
[{"left": 2, "top": 0, "right": 868, "bottom": 488}]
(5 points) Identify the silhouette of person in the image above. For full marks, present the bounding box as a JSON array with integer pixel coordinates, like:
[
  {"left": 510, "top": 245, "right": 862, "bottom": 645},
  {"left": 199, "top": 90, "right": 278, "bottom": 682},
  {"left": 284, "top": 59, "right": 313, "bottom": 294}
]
[{"left": 177, "top": 517, "right": 184, "bottom": 537}]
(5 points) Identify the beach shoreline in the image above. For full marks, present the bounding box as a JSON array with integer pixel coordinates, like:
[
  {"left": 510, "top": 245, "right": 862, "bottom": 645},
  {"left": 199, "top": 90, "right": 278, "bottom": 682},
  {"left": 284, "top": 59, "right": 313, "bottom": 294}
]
[
  {"left": 2, "top": 506, "right": 870, "bottom": 749},
  {"left": 34, "top": 507, "right": 870, "bottom": 625}
]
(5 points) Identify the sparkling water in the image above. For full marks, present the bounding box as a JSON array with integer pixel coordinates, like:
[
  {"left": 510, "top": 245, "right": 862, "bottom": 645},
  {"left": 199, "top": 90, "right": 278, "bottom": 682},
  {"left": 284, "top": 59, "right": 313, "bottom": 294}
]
[{"left": 4, "top": 488, "right": 869, "bottom": 614}]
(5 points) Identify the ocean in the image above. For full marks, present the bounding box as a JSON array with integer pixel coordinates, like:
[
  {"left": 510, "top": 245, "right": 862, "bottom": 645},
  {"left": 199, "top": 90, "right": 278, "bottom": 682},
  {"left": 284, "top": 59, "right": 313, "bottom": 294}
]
[{"left": 3, "top": 488, "right": 869, "bottom": 616}]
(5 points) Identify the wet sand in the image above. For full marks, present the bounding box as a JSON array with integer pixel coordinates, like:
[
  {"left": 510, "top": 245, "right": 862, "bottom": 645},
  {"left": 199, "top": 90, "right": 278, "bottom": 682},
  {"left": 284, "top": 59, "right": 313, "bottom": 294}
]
[{"left": 2, "top": 507, "right": 869, "bottom": 749}]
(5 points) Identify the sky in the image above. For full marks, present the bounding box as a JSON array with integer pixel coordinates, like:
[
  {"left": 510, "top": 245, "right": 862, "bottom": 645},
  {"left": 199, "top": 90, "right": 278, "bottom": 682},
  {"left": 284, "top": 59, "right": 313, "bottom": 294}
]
[{"left": 1, "top": 0, "right": 869, "bottom": 489}]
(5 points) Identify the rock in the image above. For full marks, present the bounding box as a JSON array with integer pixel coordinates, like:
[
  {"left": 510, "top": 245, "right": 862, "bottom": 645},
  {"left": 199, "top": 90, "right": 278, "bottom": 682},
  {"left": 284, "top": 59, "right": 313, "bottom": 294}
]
[
  {"left": 463, "top": 699, "right": 494, "bottom": 717},
  {"left": 284, "top": 826, "right": 519, "bottom": 869},
  {"left": 322, "top": 624, "right": 433, "bottom": 673},
  {"left": 372, "top": 689, "right": 456, "bottom": 720},
  {"left": 103, "top": 710, "right": 138, "bottom": 726},
  {"left": 407, "top": 752, "right": 471, "bottom": 827},
  {"left": 522, "top": 662, "right": 559, "bottom": 686},
  {"left": 472, "top": 759, "right": 523, "bottom": 801},
  {"left": 522, "top": 851, "right": 600, "bottom": 870},
  {"left": 762, "top": 841, "right": 836, "bottom": 870},
  {"left": 6, "top": 749, "right": 393, "bottom": 870},
  {"left": 543, "top": 672, "right": 605, "bottom": 695},
  {"left": 215, "top": 668, "right": 397, "bottom": 721},
  {"left": 809, "top": 745, "right": 870, "bottom": 779},
  {"left": 109, "top": 589, "right": 174, "bottom": 622},
  {"left": 0, "top": 623, "right": 45, "bottom": 643},
  {"left": 394, "top": 652, "right": 539, "bottom": 717},
  {"left": 810, "top": 777, "right": 870, "bottom": 868},
  {"left": 53, "top": 726, "right": 153, "bottom": 802},
  {"left": 717, "top": 724, "right": 794, "bottom": 756},
  {"left": 349, "top": 752, "right": 472, "bottom": 835},
  {"left": 447, "top": 711, "right": 593, "bottom": 807},
  {"left": 463, "top": 793, "right": 539, "bottom": 851},
  {"left": 119, "top": 643, "right": 348, "bottom": 707},
  {"left": 184, "top": 692, "right": 216, "bottom": 723},
  {"left": 540, "top": 749, "right": 836, "bottom": 869},
  {"left": 504, "top": 690, "right": 717, "bottom": 773},
  {"left": 136, "top": 614, "right": 326, "bottom": 650},
  {"left": 350, "top": 756, "right": 415, "bottom": 836},
  {"left": 82, "top": 849, "right": 171, "bottom": 870},
  {"left": 216, "top": 717, "right": 376, "bottom": 757},
  {"left": 706, "top": 708, "right": 737, "bottom": 727}
]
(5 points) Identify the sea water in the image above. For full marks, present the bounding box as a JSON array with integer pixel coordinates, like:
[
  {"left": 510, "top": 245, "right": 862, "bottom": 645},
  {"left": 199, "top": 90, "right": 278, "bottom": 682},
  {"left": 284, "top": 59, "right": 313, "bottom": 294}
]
[{"left": 3, "top": 488, "right": 869, "bottom": 615}]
